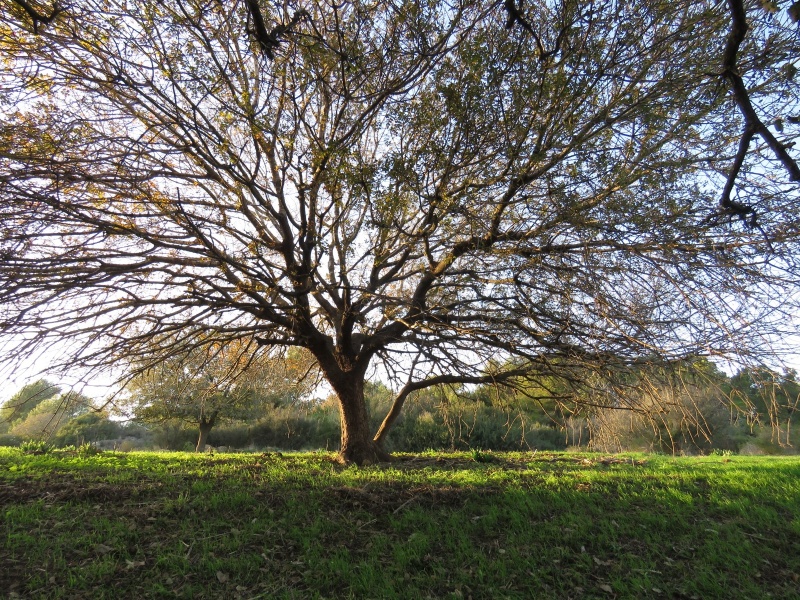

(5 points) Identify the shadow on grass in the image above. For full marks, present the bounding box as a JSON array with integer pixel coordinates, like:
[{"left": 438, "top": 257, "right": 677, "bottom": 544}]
[{"left": 1, "top": 450, "right": 799, "bottom": 599}]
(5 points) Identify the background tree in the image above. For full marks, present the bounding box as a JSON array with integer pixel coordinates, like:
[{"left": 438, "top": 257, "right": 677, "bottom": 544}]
[
  {"left": 8, "top": 390, "right": 92, "bottom": 440},
  {"left": 2, "top": 0, "right": 800, "bottom": 463},
  {"left": 729, "top": 366, "right": 800, "bottom": 446},
  {"left": 0, "top": 379, "right": 61, "bottom": 432},
  {"left": 124, "top": 339, "right": 315, "bottom": 451}
]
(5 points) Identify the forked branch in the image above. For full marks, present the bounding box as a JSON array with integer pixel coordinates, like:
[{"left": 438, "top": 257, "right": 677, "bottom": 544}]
[
  {"left": 244, "top": 0, "right": 308, "bottom": 60},
  {"left": 721, "top": 0, "right": 800, "bottom": 219},
  {"left": 9, "top": 0, "right": 60, "bottom": 33}
]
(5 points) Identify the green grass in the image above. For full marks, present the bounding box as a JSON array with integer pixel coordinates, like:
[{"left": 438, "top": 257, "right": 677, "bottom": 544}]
[{"left": 1, "top": 449, "right": 799, "bottom": 599}]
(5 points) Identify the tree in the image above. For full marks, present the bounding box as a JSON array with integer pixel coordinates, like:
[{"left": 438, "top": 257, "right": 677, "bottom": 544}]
[
  {"left": 53, "top": 410, "right": 123, "bottom": 447},
  {"left": 8, "top": 389, "right": 92, "bottom": 440},
  {"left": 2, "top": 0, "right": 800, "bottom": 463},
  {"left": 0, "top": 379, "right": 61, "bottom": 431},
  {"left": 730, "top": 366, "right": 800, "bottom": 445},
  {"left": 123, "top": 339, "right": 315, "bottom": 451}
]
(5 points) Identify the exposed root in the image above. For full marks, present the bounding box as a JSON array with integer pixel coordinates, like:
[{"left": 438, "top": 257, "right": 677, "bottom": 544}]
[{"left": 336, "top": 440, "right": 392, "bottom": 466}]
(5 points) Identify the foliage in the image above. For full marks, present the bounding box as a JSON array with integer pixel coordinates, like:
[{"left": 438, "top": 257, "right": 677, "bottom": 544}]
[
  {"left": 2, "top": 0, "right": 800, "bottom": 463},
  {"left": 18, "top": 439, "right": 53, "bottom": 454},
  {"left": 52, "top": 411, "right": 123, "bottom": 447},
  {"left": 0, "top": 379, "right": 60, "bottom": 430}
]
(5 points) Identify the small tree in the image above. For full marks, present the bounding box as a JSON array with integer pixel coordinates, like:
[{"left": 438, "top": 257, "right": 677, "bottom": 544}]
[
  {"left": 124, "top": 340, "right": 316, "bottom": 451},
  {"left": 0, "top": 379, "right": 60, "bottom": 431},
  {"left": 8, "top": 390, "right": 92, "bottom": 440}
]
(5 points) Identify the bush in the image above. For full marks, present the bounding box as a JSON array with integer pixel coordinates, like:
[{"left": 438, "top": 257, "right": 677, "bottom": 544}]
[
  {"left": 207, "top": 425, "right": 251, "bottom": 449},
  {"left": 744, "top": 427, "right": 800, "bottom": 455},
  {"left": 19, "top": 439, "right": 54, "bottom": 454},
  {"left": 588, "top": 388, "right": 750, "bottom": 454},
  {"left": 117, "top": 439, "right": 142, "bottom": 452},
  {"left": 0, "top": 433, "right": 22, "bottom": 447},
  {"left": 391, "top": 410, "right": 449, "bottom": 452},
  {"left": 52, "top": 411, "right": 123, "bottom": 447},
  {"left": 151, "top": 423, "right": 198, "bottom": 450},
  {"left": 249, "top": 409, "right": 318, "bottom": 450},
  {"left": 118, "top": 421, "right": 151, "bottom": 439},
  {"left": 524, "top": 424, "right": 568, "bottom": 451},
  {"left": 308, "top": 408, "right": 340, "bottom": 451}
]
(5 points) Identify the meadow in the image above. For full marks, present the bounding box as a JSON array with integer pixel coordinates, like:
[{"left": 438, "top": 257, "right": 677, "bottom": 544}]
[{"left": 1, "top": 448, "right": 799, "bottom": 599}]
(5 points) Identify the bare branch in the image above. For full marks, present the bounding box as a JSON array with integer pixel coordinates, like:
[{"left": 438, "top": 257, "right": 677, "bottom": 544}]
[
  {"left": 8, "top": 0, "right": 60, "bottom": 34},
  {"left": 244, "top": 0, "right": 308, "bottom": 60},
  {"left": 721, "top": 0, "right": 800, "bottom": 216}
]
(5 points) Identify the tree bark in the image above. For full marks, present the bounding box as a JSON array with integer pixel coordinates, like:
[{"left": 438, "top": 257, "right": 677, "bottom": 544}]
[
  {"left": 195, "top": 412, "right": 216, "bottom": 452},
  {"left": 335, "top": 375, "right": 391, "bottom": 465}
]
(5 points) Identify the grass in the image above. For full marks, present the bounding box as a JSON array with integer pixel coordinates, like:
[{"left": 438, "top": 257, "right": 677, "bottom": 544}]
[{"left": 1, "top": 448, "right": 799, "bottom": 599}]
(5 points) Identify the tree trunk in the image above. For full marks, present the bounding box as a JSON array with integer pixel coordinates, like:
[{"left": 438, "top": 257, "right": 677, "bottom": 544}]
[
  {"left": 335, "top": 374, "right": 391, "bottom": 465},
  {"left": 310, "top": 339, "right": 391, "bottom": 465},
  {"left": 195, "top": 412, "right": 216, "bottom": 452}
]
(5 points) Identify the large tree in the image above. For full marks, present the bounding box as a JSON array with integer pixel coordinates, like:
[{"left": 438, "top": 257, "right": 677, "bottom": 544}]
[{"left": 2, "top": 0, "right": 800, "bottom": 463}]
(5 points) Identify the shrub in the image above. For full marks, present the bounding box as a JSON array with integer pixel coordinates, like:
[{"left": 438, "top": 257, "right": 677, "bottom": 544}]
[
  {"left": 249, "top": 409, "right": 318, "bottom": 450},
  {"left": 0, "top": 434, "right": 22, "bottom": 447},
  {"left": 77, "top": 442, "right": 101, "bottom": 456},
  {"left": 19, "top": 439, "right": 54, "bottom": 454},
  {"left": 393, "top": 410, "right": 449, "bottom": 452},
  {"left": 524, "top": 424, "right": 568, "bottom": 451},
  {"left": 52, "top": 411, "right": 123, "bottom": 447},
  {"left": 207, "top": 425, "right": 251, "bottom": 449},
  {"left": 747, "top": 427, "right": 800, "bottom": 455},
  {"left": 117, "top": 438, "right": 145, "bottom": 452},
  {"left": 151, "top": 423, "right": 197, "bottom": 450}
]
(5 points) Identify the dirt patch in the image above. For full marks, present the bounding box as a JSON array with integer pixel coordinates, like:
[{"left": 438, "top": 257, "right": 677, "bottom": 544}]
[{"left": 0, "top": 474, "right": 158, "bottom": 506}]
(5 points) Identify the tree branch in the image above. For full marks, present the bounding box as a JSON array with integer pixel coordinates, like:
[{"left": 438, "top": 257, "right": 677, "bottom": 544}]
[
  {"left": 721, "top": 0, "right": 800, "bottom": 217},
  {"left": 9, "top": 0, "right": 60, "bottom": 34},
  {"left": 244, "top": 0, "right": 307, "bottom": 60}
]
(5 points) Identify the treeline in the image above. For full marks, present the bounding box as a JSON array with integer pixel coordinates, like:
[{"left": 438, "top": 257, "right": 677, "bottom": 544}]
[{"left": 1, "top": 358, "right": 798, "bottom": 455}]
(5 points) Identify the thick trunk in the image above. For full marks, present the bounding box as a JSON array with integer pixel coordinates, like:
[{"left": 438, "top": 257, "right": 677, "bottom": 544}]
[
  {"left": 334, "top": 373, "right": 391, "bottom": 465},
  {"left": 309, "top": 337, "right": 390, "bottom": 465},
  {"left": 195, "top": 413, "right": 216, "bottom": 452}
]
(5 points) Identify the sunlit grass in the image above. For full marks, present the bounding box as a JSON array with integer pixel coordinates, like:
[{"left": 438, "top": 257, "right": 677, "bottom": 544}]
[{"left": 1, "top": 448, "right": 799, "bottom": 598}]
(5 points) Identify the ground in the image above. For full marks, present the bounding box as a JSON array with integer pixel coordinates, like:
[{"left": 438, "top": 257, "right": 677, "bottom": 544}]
[{"left": 1, "top": 449, "right": 799, "bottom": 599}]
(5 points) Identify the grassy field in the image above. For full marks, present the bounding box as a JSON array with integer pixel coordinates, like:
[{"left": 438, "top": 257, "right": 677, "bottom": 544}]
[{"left": 1, "top": 448, "right": 799, "bottom": 599}]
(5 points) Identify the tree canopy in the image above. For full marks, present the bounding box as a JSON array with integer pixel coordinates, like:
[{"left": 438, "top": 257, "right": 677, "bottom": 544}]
[
  {"left": 2, "top": 0, "right": 800, "bottom": 463},
  {"left": 124, "top": 339, "right": 317, "bottom": 450},
  {"left": 0, "top": 379, "right": 60, "bottom": 431}
]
